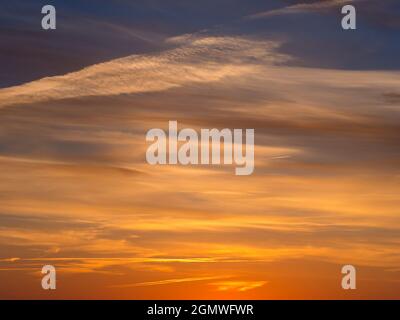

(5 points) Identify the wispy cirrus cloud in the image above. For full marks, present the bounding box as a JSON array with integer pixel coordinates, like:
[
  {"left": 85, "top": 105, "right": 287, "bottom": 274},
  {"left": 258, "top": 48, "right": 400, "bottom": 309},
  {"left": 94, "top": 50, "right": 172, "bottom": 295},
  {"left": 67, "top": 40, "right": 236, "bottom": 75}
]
[
  {"left": 111, "top": 275, "right": 230, "bottom": 288},
  {"left": 210, "top": 280, "right": 267, "bottom": 292},
  {"left": 246, "top": 0, "right": 361, "bottom": 19},
  {"left": 0, "top": 36, "right": 288, "bottom": 109}
]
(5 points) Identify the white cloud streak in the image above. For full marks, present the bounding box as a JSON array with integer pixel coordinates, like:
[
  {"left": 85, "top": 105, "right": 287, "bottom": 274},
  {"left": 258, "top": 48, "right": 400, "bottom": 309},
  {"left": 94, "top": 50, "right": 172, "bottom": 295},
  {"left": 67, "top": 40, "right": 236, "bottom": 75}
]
[
  {"left": 247, "top": 0, "right": 361, "bottom": 20},
  {"left": 0, "top": 36, "right": 288, "bottom": 109}
]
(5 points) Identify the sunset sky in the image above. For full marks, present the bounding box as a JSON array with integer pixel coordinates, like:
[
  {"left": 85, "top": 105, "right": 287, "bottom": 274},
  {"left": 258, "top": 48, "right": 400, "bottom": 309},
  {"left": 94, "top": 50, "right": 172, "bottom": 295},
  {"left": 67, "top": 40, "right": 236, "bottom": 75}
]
[{"left": 0, "top": 0, "right": 400, "bottom": 299}]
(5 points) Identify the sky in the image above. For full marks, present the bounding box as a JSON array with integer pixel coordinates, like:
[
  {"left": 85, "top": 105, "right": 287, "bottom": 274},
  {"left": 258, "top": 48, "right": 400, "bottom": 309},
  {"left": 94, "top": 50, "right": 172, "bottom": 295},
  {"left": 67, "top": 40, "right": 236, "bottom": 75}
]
[{"left": 0, "top": 0, "right": 400, "bottom": 299}]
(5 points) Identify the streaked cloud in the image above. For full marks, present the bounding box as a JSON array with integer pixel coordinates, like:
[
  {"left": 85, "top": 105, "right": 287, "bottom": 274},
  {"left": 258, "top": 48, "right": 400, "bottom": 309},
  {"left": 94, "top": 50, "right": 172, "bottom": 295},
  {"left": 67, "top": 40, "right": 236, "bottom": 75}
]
[
  {"left": 112, "top": 275, "right": 229, "bottom": 288},
  {"left": 0, "top": 36, "right": 288, "bottom": 109},
  {"left": 210, "top": 280, "right": 267, "bottom": 292},
  {"left": 247, "top": 0, "right": 361, "bottom": 19}
]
